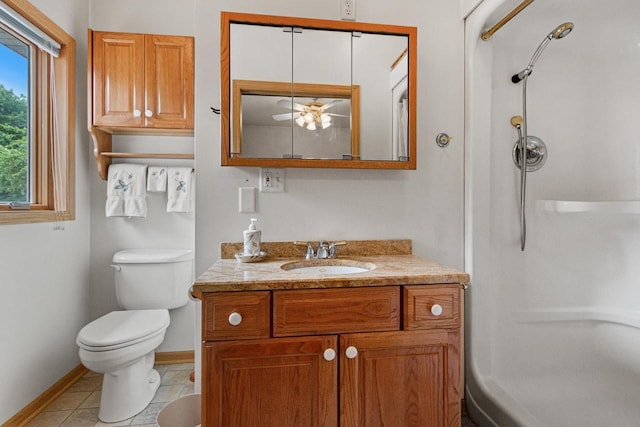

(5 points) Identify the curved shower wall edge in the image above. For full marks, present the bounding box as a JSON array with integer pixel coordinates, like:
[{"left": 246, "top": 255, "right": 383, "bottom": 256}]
[{"left": 464, "top": 0, "right": 523, "bottom": 425}]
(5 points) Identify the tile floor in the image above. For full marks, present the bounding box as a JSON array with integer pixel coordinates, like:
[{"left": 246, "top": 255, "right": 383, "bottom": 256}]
[{"left": 25, "top": 363, "right": 195, "bottom": 427}]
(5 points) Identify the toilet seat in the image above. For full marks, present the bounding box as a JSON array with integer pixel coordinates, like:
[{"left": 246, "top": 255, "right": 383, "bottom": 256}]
[{"left": 77, "top": 309, "right": 170, "bottom": 352}]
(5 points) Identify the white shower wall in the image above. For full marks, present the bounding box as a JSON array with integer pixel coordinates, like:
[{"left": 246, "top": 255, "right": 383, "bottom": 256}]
[{"left": 466, "top": 0, "right": 640, "bottom": 425}]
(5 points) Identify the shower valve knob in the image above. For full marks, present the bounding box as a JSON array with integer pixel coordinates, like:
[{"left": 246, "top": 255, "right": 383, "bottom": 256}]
[{"left": 436, "top": 133, "right": 452, "bottom": 148}]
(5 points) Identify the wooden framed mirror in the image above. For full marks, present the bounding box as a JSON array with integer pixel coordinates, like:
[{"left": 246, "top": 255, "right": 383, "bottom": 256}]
[{"left": 221, "top": 12, "right": 417, "bottom": 169}]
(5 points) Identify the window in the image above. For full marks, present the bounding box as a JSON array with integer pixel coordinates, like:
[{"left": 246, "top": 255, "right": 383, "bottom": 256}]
[{"left": 0, "top": 0, "right": 75, "bottom": 225}]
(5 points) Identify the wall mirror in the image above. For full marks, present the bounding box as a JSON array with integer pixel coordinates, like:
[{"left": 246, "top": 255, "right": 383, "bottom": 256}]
[{"left": 221, "top": 12, "right": 417, "bottom": 169}]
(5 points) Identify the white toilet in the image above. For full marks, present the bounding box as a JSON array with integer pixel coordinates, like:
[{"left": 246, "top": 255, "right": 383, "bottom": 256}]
[{"left": 76, "top": 248, "right": 194, "bottom": 423}]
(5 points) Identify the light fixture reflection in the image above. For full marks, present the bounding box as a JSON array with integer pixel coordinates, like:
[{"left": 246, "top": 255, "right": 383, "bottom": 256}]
[{"left": 294, "top": 103, "right": 333, "bottom": 130}]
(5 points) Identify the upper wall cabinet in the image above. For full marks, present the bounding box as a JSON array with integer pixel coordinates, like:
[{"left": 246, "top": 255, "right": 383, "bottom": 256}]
[
  {"left": 90, "top": 30, "right": 194, "bottom": 132},
  {"left": 88, "top": 30, "right": 195, "bottom": 180},
  {"left": 221, "top": 12, "right": 417, "bottom": 170}
]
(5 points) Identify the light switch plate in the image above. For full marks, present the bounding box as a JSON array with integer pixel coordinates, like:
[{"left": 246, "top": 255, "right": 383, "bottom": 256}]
[
  {"left": 260, "top": 168, "right": 285, "bottom": 193},
  {"left": 239, "top": 187, "right": 256, "bottom": 212}
]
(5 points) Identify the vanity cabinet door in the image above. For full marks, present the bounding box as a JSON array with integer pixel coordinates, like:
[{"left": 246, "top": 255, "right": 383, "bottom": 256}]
[
  {"left": 340, "top": 330, "right": 461, "bottom": 427},
  {"left": 202, "top": 335, "right": 338, "bottom": 427}
]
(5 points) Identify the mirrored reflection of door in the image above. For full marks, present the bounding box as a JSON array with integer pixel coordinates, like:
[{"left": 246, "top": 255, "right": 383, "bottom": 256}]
[
  {"left": 233, "top": 80, "right": 359, "bottom": 160},
  {"left": 352, "top": 33, "right": 409, "bottom": 161},
  {"left": 230, "top": 23, "right": 292, "bottom": 157},
  {"left": 291, "top": 28, "right": 352, "bottom": 159}
]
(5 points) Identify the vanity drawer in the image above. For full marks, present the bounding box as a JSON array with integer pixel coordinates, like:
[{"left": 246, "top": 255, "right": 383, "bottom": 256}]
[
  {"left": 202, "top": 291, "right": 270, "bottom": 341},
  {"left": 273, "top": 287, "right": 400, "bottom": 337},
  {"left": 403, "top": 285, "right": 460, "bottom": 330}
]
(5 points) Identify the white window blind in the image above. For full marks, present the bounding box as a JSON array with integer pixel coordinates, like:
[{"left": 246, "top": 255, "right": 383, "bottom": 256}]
[{"left": 0, "top": 0, "right": 60, "bottom": 57}]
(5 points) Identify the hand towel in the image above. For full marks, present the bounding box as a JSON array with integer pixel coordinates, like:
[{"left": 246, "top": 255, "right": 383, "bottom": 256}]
[
  {"left": 147, "top": 166, "right": 167, "bottom": 192},
  {"left": 105, "top": 163, "right": 148, "bottom": 218},
  {"left": 167, "top": 167, "right": 194, "bottom": 213}
]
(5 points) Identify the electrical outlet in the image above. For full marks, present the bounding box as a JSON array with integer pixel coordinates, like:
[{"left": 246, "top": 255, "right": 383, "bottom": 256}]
[
  {"left": 340, "top": 0, "right": 356, "bottom": 21},
  {"left": 260, "top": 168, "right": 285, "bottom": 193}
]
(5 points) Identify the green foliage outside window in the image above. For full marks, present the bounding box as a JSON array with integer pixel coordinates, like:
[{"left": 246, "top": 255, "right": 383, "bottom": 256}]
[{"left": 0, "top": 83, "right": 28, "bottom": 202}]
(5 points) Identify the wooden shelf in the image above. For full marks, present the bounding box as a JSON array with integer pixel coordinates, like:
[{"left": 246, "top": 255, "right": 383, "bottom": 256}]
[
  {"left": 89, "top": 127, "right": 193, "bottom": 180},
  {"left": 101, "top": 152, "right": 194, "bottom": 159}
]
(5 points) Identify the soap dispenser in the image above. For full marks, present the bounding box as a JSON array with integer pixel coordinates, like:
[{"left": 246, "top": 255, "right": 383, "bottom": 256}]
[{"left": 243, "top": 218, "right": 261, "bottom": 256}]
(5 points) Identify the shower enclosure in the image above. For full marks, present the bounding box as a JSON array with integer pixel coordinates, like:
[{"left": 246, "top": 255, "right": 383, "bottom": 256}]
[{"left": 465, "top": 0, "right": 640, "bottom": 425}]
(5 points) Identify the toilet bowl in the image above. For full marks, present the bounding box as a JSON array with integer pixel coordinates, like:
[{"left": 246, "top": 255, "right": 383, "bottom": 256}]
[
  {"left": 76, "top": 248, "right": 193, "bottom": 422},
  {"left": 77, "top": 310, "right": 170, "bottom": 422}
]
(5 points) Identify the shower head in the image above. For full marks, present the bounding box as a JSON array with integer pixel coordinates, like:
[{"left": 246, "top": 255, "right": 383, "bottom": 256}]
[
  {"left": 511, "top": 22, "right": 574, "bottom": 83},
  {"left": 551, "top": 22, "right": 574, "bottom": 39}
]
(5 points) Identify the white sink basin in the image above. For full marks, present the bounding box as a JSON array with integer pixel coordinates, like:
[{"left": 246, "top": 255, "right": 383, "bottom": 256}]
[{"left": 281, "top": 260, "right": 376, "bottom": 275}]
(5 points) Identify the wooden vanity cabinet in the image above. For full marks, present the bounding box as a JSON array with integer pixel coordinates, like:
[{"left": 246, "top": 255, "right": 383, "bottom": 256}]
[
  {"left": 90, "top": 30, "right": 194, "bottom": 131},
  {"left": 201, "top": 284, "right": 461, "bottom": 426}
]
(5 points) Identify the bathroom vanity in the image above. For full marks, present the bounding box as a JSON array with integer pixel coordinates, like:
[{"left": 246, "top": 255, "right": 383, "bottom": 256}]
[{"left": 191, "top": 240, "right": 469, "bottom": 426}]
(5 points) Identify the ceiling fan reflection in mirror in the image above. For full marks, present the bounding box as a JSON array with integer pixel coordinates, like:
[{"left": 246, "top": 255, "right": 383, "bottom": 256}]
[{"left": 272, "top": 98, "right": 348, "bottom": 130}]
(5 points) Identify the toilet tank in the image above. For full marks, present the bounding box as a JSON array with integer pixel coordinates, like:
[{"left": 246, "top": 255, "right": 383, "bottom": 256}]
[{"left": 112, "top": 248, "right": 194, "bottom": 310}]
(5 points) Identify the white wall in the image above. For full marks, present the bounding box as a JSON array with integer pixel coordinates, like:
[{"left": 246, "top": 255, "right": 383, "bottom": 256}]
[
  {"left": 0, "top": 0, "right": 91, "bottom": 423},
  {"left": 195, "top": 0, "right": 466, "bottom": 276},
  {"left": 88, "top": 0, "right": 197, "bottom": 352}
]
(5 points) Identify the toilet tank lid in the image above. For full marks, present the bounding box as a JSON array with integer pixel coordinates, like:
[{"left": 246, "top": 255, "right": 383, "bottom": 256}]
[{"left": 113, "top": 248, "right": 193, "bottom": 264}]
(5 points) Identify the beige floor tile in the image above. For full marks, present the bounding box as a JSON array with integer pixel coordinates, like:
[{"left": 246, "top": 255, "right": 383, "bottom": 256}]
[
  {"left": 180, "top": 383, "right": 195, "bottom": 397},
  {"left": 78, "top": 390, "right": 101, "bottom": 409},
  {"left": 164, "top": 363, "right": 194, "bottom": 371},
  {"left": 59, "top": 408, "right": 100, "bottom": 426},
  {"left": 67, "top": 376, "right": 103, "bottom": 393},
  {"left": 26, "top": 410, "right": 72, "bottom": 427},
  {"left": 129, "top": 403, "right": 165, "bottom": 425},
  {"left": 151, "top": 385, "right": 183, "bottom": 403},
  {"left": 160, "top": 370, "right": 190, "bottom": 386},
  {"left": 95, "top": 416, "right": 134, "bottom": 426},
  {"left": 47, "top": 391, "right": 92, "bottom": 411}
]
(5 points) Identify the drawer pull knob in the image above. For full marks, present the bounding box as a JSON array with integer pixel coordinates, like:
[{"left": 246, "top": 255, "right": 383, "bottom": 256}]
[
  {"left": 133, "top": 109, "right": 141, "bottom": 117},
  {"left": 345, "top": 346, "right": 358, "bottom": 359},
  {"left": 145, "top": 109, "right": 153, "bottom": 118},
  {"left": 228, "top": 312, "right": 243, "bottom": 326},
  {"left": 431, "top": 304, "right": 443, "bottom": 316},
  {"left": 323, "top": 348, "right": 336, "bottom": 361}
]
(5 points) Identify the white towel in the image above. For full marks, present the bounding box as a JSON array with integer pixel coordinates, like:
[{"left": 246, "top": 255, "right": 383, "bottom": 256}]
[
  {"left": 167, "top": 167, "right": 194, "bottom": 213},
  {"left": 147, "top": 166, "right": 167, "bottom": 192},
  {"left": 105, "top": 164, "right": 148, "bottom": 218}
]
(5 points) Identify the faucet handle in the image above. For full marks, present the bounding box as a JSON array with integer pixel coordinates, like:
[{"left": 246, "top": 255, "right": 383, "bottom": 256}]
[
  {"left": 328, "top": 241, "right": 347, "bottom": 258},
  {"left": 293, "top": 241, "right": 315, "bottom": 260}
]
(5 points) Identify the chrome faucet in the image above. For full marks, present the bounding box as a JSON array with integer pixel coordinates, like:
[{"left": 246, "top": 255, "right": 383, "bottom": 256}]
[
  {"left": 316, "top": 241, "right": 330, "bottom": 259},
  {"left": 294, "top": 241, "right": 347, "bottom": 259}
]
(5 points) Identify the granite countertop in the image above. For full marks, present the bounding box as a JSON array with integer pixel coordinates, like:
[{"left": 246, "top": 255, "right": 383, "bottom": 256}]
[{"left": 192, "top": 240, "right": 470, "bottom": 294}]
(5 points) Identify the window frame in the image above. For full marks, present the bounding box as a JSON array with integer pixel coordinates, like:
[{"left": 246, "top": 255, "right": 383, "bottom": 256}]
[{"left": 0, "top": 0, "right": 75, "bottom": 225}]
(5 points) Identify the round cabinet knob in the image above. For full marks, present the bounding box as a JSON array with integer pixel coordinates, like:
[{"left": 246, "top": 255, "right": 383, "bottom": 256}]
[
  {"left": 323, "top": 348, "right": 336, "bottom": 362},
  {"left": 431, "top": 304, "right": 443, "bottom": 317},
  {"left": 345, "top": 346, "right": 358, "bottom": 359},
  {"left": 133, "top": 109, "right": 141, "bottom": 117},
  {"left": 144, "top": 109, "right": 153, "bottom": 118},
  {"left": 228, "top": 312, "right": 243, "bottom": 326}
]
